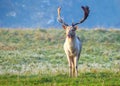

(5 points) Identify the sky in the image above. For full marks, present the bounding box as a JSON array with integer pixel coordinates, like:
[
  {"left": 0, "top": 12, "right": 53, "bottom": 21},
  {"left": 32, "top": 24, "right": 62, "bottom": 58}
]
[{"left": 0, "top": 0, "right": 120, "bottom": 29}]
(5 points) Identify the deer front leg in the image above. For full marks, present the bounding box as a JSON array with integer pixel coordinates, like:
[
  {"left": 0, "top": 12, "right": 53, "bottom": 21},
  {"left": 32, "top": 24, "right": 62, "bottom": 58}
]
[
  {"left": 67, "top": 55, "right": 72, "bottom": 77},
  {"left": 71, "top": 57, "right": 75, "bottom": 77},
  {"left": 74, "top": 56, "right": 78, "bottom": 77}
]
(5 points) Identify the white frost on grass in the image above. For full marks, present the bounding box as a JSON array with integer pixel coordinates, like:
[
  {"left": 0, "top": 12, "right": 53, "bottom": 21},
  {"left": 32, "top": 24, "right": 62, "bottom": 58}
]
[
  {"left": 0, "top": 51, "right": 120, "bottom": 75},
  {"left": 0, "top": 62, "right": 120, "bottom": 75}
]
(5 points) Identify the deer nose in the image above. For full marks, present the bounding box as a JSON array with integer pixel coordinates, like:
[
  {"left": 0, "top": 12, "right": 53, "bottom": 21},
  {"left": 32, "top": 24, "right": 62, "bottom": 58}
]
[
  {"left": 68, "top": 32, "right": 73, "bottom": 38},
  {"left": 68, "top": 34, "right": 71, "bottom": 38}
]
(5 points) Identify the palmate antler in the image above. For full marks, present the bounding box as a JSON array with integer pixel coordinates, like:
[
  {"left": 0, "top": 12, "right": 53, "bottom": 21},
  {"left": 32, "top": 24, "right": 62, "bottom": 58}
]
[
  {"left": 72, "top": 6, "right": 90, "bottom": 26},
  {"left": 57, "top": 6, "right": 90, "bottom": 27}
]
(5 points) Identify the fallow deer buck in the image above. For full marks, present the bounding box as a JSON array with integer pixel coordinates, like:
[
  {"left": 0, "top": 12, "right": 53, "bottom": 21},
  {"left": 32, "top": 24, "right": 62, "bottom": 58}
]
[{"left": 57, "top": 6, "right": 90, "bottom": 77}]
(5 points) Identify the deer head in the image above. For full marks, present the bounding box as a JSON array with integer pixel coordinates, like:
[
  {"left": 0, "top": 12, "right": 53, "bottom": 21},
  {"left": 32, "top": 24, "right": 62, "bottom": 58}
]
[{"left": 57, "top": 6, "right": 90, "bottom": 38}]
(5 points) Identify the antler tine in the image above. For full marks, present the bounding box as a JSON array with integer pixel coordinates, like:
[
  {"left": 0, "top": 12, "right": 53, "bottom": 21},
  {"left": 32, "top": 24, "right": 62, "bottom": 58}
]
[
  {"left": 57, "top": 7, "right": 69, "bottom": 26},
  {"left": 73, "top": 6, "right": 90, "bottom": 26},
  {"left": 57, "top": 7, "right": 61, "bottom": 17}
]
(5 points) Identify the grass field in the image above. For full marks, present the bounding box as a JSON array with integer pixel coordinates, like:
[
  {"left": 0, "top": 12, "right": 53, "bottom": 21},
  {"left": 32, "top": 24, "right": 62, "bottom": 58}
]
[{"left": 0, "top": 28, "right": 120, "bottom": 85}]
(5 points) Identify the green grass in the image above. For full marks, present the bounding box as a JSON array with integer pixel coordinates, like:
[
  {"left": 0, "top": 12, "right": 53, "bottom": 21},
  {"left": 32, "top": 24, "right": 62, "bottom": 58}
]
[
  {"left": 0, "top": 72, "right": 120, "bottom": 86},
  {"left": 0, "top": 28, "right": 120, "bottom": 85}
]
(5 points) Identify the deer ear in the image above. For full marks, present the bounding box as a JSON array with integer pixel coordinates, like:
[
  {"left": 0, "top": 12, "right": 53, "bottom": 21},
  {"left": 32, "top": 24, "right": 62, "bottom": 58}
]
[
  {"left": 62, "top": 25, "right": 67, "bottom": 30},
  {"left": 74, "top": 26, "right": 78, "bottom": 30}
]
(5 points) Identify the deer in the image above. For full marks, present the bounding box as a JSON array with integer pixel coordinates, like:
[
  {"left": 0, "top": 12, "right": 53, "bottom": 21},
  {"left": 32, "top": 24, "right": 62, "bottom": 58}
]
[{"left": 57, "top": 6, "right": 90, "bottom": 77}]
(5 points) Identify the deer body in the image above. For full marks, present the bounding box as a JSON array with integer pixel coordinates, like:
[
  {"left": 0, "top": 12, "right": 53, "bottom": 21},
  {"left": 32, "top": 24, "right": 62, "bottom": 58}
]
[
  {"left": 57, "top": 6, "right": 89, "bottom": 77},
  {"left": 64, "top": 36, "right": 81, "bottom": 57},
  {"left": 64, "top": 35, "right": 82, "bottom": 77},
  {"left": 62, "top": 26, "right": 82, "bottom": 77}
]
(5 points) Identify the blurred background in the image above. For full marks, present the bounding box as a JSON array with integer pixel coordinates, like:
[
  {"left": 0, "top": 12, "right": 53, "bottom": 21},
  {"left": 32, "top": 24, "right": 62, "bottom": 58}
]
[{"left": 0, "top": 0, "right": 120, "bottom": 29}]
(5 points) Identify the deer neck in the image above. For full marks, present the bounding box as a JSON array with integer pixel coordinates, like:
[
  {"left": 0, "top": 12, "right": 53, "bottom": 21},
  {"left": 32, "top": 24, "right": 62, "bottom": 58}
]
[{"left": 66, "top": 36, "right": 76, "bottom": 50}]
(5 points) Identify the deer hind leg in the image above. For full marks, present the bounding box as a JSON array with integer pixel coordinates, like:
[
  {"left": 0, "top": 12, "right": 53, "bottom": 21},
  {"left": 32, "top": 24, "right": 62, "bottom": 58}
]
[
  {"left": 73, "top": 56, "right": 78, "bottom": 77},
  {"left": 70, "top": 57, "right": 78, "bottom": 77}
]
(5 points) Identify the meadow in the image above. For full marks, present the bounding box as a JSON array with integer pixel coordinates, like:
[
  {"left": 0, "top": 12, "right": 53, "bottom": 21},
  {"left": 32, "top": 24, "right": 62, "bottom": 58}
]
[{"left": 0, "top": 28, "right": 120, "bottom": 86}]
